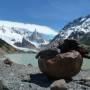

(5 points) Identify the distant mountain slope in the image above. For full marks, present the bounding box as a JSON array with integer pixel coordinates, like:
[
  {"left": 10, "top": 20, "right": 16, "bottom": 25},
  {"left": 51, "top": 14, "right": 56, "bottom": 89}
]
[
  {"left": 14, "top": 38, "right": 36, "bottom": 49},
  {"left": 47, "top": 15, "right": 90, "bottom": 49},
  {"left": 52, "top": 15, "right": 90, "bottom": 43},
  {"left": 0, "top": 39, "right": 18, "bottom": 53}
]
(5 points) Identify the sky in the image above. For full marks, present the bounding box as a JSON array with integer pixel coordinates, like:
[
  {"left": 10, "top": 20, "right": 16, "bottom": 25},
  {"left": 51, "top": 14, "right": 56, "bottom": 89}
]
[{"left": 0, "top": 0, "right": 90, "bottom": 31}]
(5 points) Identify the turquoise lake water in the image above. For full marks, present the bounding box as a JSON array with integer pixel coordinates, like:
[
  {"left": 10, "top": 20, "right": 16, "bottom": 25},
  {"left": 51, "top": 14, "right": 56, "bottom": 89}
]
[
  {"left": 6, "top": 53, "right": 38, "bottom": 67},
  {"left": 6, "top": 53, "right": 90, "bottom": 69}
]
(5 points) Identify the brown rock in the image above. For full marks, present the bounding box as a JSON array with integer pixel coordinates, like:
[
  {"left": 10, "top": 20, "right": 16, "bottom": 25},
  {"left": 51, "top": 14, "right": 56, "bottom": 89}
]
[
  {"left": 36, "top": 48, "right": 60, "bottom": 60},
  {"left": 38, "top": 50, "right": 83, "bottom": 79},
  {"left": 58, "top": 39, "right": 89, "bottom": 58},
  {"left": 58, "top": 39, "right": 80, "bottom": 53},
  {"left": 4, "top": 58, "right": 13, "bottom": 66}
]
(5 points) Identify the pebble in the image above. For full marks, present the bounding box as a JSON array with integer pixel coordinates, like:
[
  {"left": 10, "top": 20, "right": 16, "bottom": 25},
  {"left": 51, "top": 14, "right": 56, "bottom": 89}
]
[{"left": 50, "top": 79, "right": 69, "bottom": 90}]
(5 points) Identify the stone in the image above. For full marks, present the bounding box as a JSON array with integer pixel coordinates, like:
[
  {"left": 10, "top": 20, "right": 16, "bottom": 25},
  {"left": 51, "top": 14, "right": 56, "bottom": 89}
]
[
  {"left": 4, "top": 58, "right": 13, "bottom": 66},
  {"left": 50, "top": 79, "right": 69, "bottom": 90},
  {"left": 38, "top": 50, "right": 83, "bottom": 79}
]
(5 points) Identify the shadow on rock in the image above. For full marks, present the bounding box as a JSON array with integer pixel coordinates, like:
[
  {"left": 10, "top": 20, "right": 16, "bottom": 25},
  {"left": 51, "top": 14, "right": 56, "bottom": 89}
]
[{"left": 23, "top": 73, "right": 54, "bottom": 87}]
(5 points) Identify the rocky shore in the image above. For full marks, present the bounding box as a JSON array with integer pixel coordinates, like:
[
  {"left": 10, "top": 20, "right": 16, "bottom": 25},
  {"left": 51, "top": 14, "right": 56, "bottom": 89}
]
[{"left": 0, "top": 58, "right": 90, "bottom": 90}]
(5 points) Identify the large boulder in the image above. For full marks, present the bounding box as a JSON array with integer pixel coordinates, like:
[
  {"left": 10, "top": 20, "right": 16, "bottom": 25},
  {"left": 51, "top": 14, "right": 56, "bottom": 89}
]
[{"left": 38, "top": 50, "right": 83, "bottom": 79}]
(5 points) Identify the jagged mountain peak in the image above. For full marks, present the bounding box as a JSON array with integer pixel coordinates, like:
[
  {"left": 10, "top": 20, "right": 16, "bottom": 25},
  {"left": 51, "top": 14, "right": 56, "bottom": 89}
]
[
  {"left": 29, "top": 29, "right": 42, "bottom": 41},
  {"left": 28, "top": 29, "right": 49, "bottom": 47}
]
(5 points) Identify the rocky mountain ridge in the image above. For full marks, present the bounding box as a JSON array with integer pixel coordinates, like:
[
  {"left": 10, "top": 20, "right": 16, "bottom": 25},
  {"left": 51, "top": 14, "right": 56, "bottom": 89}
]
[
  {"left": 0, "top": 39, "right": 19, "bottom": 53},
  {"left": 52, "top": 15, "right": 90, "bottom": 42},
  {"left": 49, "top": 15, "right": 90, "bottom": 49}
]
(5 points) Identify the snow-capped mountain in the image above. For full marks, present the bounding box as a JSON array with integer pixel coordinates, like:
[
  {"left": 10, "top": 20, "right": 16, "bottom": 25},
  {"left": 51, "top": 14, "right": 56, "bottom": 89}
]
[
  {"left": 52, "top": 15, "right": 90, "bottom": 42},
  {"left": 0, "top": 20, "right": 58, "bottom": 51}
]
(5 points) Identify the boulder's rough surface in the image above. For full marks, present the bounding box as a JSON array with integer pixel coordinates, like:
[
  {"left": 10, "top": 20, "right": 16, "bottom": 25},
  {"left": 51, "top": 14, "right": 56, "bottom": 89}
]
[
  {"left": 38, "top": 50, "right": 83, "bottom": 79},
  {"left": 36, "top": 48, "right": 60, "bottom": 60}
]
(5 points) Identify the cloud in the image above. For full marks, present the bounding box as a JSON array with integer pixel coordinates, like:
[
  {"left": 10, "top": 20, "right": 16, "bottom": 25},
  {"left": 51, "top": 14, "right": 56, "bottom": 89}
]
[{"left": 0, "top": 20, "right": 58, "bottom": 36}]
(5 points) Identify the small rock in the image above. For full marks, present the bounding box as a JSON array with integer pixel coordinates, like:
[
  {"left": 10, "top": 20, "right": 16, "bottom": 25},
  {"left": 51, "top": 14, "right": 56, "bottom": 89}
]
[
  {"left": 4, "top": 58, "right": 13, "bottom": 66},
  {"left": 28, "top": 64, "right": 33, "bottom": 67},
  {"left": 50, "top": 79, "right": 69, "bottom": 90}
]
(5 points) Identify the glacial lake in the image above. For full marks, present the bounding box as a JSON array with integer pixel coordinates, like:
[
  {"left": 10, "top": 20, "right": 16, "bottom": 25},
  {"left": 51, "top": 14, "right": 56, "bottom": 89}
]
[
  {"left": 5, "top": 53, "right": 90, "bottom": 69},
  {"left": 6, "top": 53, "right": 38, "bottom": 67}
]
